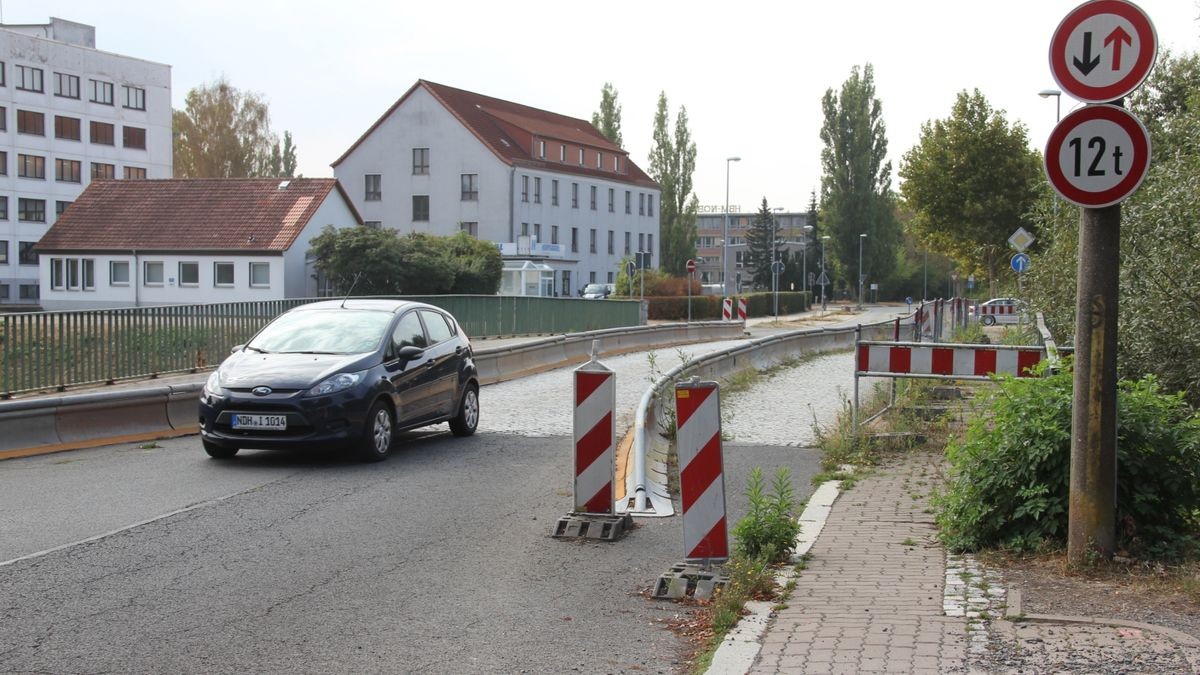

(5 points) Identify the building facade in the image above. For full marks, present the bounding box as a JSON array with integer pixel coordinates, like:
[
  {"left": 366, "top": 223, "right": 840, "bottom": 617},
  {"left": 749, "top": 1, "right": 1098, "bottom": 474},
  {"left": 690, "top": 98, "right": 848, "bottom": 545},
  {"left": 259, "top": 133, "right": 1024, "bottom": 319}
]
[
  {"left": 34, "top": 178, "right": 361, "bottom": 310},
  {"left": 0, "top": 17, "right": 172, "bottom": 305},
  {"left": 332, "top": 80, "right": 661, "bottom": 297},
  {"left": 694, "top": 211, "right": 814, "bottom": 293}
]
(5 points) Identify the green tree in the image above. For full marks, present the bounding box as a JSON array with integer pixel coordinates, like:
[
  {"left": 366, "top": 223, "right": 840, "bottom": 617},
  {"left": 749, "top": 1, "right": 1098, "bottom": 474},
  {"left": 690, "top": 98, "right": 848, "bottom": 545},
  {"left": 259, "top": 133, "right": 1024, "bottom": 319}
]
[
  {"left": 899, "top": 89, "right": 1042, "bottom": 294},
  {"left": 173, "top": 77, "right": 297, "bottom": 178},
  {"left": 264, "top": 131, "right": 299, "bottom": 178},
  {"left": 744, "top": 198, "right": 779, "bottom": 290},
  {"left": 648, "top": 92, "right": 699, "bottom": 276},
  {"left": 446, "top": 230, "right": 503, "bottom": 294},
  {"left": 819, "top": 64, "right": 900, "bottom": 300},
  {"left": 590, "top": 82, "right": 623, "bottom": 147},
  {"left": 308, "top": 225, "right": 406, "bottom": 295}
]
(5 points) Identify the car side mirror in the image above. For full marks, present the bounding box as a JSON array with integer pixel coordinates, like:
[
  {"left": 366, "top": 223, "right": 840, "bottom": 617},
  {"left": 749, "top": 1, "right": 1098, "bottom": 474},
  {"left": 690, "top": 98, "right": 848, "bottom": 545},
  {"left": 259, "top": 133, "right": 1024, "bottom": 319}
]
[
  {"left": 396, "top": 345, "right": 424, "bottom": 362},
  {"left": 231, "top": 344, "right": 244, "bottom": 354}
]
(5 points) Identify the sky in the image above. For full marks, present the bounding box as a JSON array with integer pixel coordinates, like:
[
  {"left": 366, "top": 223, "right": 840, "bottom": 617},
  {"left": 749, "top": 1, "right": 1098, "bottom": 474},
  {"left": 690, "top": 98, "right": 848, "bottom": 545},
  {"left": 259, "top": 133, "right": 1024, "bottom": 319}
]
[{"left": 10, "top": 0, "right": 1198, "bottom": 213}]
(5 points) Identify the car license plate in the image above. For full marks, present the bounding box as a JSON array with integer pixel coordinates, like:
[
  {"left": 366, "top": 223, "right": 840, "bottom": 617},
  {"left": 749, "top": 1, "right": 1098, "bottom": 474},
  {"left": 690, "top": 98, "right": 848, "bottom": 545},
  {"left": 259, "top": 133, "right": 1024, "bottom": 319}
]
[{"left": 231, "top": 414, "right": 287, "bottom": 431}]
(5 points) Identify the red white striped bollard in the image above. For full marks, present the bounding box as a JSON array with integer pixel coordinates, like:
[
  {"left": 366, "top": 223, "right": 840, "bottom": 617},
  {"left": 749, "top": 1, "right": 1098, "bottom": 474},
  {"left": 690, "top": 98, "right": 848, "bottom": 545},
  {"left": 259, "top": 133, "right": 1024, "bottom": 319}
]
[
  {"left": 722, "top": 297, "right": 733, "bottom": 321},
  {"left": 573, "top": 359, "right": 615, "bottom": 515},
  {"left": 674, "top": 380, "right": 729, "bottom": 562},
  {"left": 737, "top": 297, "right": 748, "bottom": 321}
]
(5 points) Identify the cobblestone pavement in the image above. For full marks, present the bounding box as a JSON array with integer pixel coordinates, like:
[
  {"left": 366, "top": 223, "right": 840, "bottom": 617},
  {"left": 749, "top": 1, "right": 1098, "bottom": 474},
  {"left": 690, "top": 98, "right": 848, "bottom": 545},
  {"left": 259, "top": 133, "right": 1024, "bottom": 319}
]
[
  {"left": 721, "top": 352, "right": 857, "bottom": 447},
  {"left": 976, "top": 620, "right": 1200, "bottom": 673}
]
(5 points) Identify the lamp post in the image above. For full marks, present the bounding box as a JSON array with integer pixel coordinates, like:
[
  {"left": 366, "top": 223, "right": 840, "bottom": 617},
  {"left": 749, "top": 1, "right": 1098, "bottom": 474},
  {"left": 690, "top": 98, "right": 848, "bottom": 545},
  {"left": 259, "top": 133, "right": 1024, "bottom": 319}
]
[
  {"left": 820, "top": 235, "right": 830, "bottom": 311},
  {"left": 801, "top": 224, "right": 813, "bottom": 299},
  {"left": 771, "top": 207, "right": 784, "bottom": 317},
  {"left": 723, "top": 156, "right": 741, "bottom": 298},
  {"left": 858, "top": 233, "right": 868, "bottom": 310},
  {"left": 1039, "top": 89, "right": 1062, "bottom": 215}
]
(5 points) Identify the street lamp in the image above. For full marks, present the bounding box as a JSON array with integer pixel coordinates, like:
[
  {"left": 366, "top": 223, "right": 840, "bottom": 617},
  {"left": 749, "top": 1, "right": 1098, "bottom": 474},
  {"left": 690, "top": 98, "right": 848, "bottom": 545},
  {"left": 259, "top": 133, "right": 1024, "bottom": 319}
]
[
  {"left": 801, "top": 225, "right": 814, "bottom": 298},
  {"left": 1039, "top": 89, "right": 1063, "bottom": 216},
  {"left": 820, "top": 235, "right": 830, "bottom": 311},
  {"left": 858, "top": 233, "right": 868, "bottom": 310},
  {"left": 771, "top": 207, "right": 784, "bottom": 317},
  {"left": 723, "top": 157, "right": 741, "bottom": 298}
]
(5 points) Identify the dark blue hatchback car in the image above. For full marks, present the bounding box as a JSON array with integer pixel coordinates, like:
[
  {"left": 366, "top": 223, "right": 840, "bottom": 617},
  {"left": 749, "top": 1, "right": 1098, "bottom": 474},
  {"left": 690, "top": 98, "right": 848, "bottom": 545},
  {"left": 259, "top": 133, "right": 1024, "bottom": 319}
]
[{"left": 199, "top": 299, "right": 479, "bottom": 462}]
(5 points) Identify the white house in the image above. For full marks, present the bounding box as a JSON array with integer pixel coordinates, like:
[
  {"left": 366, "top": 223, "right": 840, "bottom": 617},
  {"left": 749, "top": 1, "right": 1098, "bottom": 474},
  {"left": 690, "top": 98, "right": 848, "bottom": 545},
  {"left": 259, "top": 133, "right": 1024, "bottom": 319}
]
[
  {"left": 0, "top": 17, "right": 172, "bottom": 305},
  {"left": 332, "top": 80, "right": 661, "bottom": 297},
  {"left": 34, "top": 178, "right": 362, "bottom": 310}
]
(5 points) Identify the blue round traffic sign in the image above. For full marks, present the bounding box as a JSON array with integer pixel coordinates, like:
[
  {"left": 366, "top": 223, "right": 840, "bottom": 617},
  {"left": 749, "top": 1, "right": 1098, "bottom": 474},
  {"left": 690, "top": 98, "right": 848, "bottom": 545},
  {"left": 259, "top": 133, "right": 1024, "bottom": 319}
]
[{"left": 1011, "top": 252, "right": 1031, "bottom": 274}]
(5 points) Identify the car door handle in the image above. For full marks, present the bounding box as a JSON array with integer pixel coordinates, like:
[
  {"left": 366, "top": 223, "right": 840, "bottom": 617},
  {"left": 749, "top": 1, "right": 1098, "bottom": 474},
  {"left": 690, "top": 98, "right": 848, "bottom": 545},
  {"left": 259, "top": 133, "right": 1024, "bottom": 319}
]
[
  {"left": 424, "top": 359, "right": 436, "bottom": 368},
  {"left": 455, "top": 346, "right": 464, "bottom": 355}
]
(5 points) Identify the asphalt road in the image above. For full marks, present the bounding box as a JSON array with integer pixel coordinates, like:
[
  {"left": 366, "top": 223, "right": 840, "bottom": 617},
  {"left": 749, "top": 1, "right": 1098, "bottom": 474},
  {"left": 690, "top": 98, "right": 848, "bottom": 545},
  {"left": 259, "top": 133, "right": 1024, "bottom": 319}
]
[{"left": 0, "top": 305, "right": 902, "bottom": 674}]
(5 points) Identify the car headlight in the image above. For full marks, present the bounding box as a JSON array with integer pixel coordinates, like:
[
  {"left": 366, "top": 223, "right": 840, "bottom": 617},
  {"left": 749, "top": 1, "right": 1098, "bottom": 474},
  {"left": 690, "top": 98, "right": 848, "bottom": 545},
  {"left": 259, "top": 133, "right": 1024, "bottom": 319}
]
[
  {"left": 205, "top": 370, "right": 223, "bottom": 396},
  {"left": 305, "top": 372, "right": 363, "bottom": 397}
]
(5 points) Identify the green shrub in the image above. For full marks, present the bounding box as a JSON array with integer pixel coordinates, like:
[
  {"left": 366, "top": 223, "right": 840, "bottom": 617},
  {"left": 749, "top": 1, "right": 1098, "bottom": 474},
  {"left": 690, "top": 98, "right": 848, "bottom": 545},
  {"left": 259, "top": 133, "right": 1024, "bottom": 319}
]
[
  {"left": 935, "top": 362, "right": 1200, "bottom": 558},
  {"left": 732, "top": 467, "right": 804, "bottom": 562}
]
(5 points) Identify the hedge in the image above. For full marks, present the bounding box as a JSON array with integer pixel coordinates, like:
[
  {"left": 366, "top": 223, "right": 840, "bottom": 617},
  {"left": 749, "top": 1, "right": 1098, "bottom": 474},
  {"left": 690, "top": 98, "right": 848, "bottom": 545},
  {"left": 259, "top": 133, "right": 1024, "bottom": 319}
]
[{"left": 646, "top": 291, "right": 811, "bottom": 321}]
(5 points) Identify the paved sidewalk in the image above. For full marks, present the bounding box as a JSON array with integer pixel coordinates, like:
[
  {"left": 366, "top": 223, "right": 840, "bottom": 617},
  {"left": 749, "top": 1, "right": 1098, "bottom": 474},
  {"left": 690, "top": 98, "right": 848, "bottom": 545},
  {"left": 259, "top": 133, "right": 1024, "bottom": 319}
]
[
  {"left": 752, "top": 452, "right": 965, "bottom": 674},
  {"left": 747, "top": 451, "right": 1200, "bottom": 674}
]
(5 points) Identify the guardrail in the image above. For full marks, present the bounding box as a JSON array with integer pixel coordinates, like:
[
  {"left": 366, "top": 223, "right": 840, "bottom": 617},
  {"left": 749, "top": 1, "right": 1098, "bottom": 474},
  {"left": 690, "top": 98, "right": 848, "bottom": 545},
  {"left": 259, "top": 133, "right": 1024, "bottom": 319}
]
[
  {"left": 0, "top": 320, "right": 745, "bottom": 459},
  {"left": 619, "top": 318, "right": 899, "bottom": 517},
  {"left": 0, "top": 295, "right": 641, "bottom": 397}
]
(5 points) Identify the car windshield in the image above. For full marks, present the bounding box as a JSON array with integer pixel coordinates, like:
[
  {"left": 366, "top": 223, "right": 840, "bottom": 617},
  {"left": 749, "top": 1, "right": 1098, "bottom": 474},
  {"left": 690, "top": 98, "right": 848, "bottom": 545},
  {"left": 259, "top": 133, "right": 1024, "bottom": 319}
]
[
  {"left": 247, "top": 309, "right": 393, "bottom": 354},
  {"left": 583, "top": 284, "right": 606, "bottom": 293}
]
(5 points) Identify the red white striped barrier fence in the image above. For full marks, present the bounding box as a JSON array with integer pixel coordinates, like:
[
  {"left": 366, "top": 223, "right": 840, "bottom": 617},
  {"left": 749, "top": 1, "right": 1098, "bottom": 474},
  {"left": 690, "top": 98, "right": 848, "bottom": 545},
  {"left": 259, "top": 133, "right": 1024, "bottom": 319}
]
[
  {"left": 674, "top": 380, "right": 729, "bottom": 562},
  {"left": 573, "top": 362, "right": 616, "bottom": 514},
  {"left": 857, "top": 341, "right": 1044, "bottom": 380}
]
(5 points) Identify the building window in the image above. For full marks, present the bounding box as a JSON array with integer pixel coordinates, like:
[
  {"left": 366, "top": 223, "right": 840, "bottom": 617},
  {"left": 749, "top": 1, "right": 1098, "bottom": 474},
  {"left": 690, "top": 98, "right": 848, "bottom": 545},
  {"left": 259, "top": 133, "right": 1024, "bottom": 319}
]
[
  {"left": 459, "top": 221, "right": 478, "bottom": 236},
  {"left": 647, "top": 234, "right": 654, "bottom": 260},
  {"left": 571, "top": 227, "right": 579, "bottom": 253},
  {"left": 123, "top": 166, "right": 147, "bottom": 180},
  {"left": 551, "top": 179, "right": 559, "bottom": 206},
  {"left": 55, "top": 72, "right": 80, "bottom": 99},
  {"left": 412, "top": 195, "right": 429, "bottom": 221},
  {"left": 534, "top": 177, "right": 541, "bottom": 203},
  {"left": 17, "top": 110, "right": 44, "bottom": 136},
  {"left": 571, "top": 183, "right": 579, "bottom": 208},
  {"left": 110, "top": 261, "right": 130, "bottom": 285},
  {"left": 639, "top": 233, "right": 645, "bottom": 251},
  {"left": 607, "top": 230, "right": 614, "bottom": 255},
  {"left": 18, "top": 154, "right": 45, "bottom": 179},
  {"left": 648, "top": 195, "right": 655, "bottom": 217},
  {"left": 550, "top": 225, "right": 559, "bottom": 245},
  {"left": 562, "top": 270, "right": 571, "bottom": 297},
  {"left": 559, "top": 145, "right": 566, "bottom": 162},
  {"left": 0, "top": 106, "right": 6, "bottom": 131},
  {"left": 578, "top": 148, "right": 585, "bottom": 165},
  {"left": 16, "top": 65, "right": 43, "bottom": 92},
  {"left": 0, "top": 152, "right": 5, "bottom": 175},
  {"left": 614, "top": 156, "right": 621, "bottom": 172},
  {"left": 639, "top": 193, "right": 645, "bottom": 216},
  {"left": 364, "top": 174, "right": 381, "bottom": 201},
  {"left": 597, "top": 152, "right": 603, "bottom": 169},
  {"left": 607, "top": 271, "right": 614, "bottom": 283},
  {"left": 0, "top": 197, "right": 6, "bottom": 219},
  {"left": 56, "top": 159, "right": 81, "bottom": 183},
  {"left": 461, "top": 173, "right": 478, "bottom": 200},
  {"left": 538, "top": 140, "right": 545, "bottom": 158},
  {"left": 178, "top": 262, "right": 199, "bottom": 286},
  {"left": 91, "top": 162, "right": 115, "bottom": 179},
  {"left": 55, "top": 115, "right": 81, "bottom": 141},
  {"left": 412, "top": 147, "right": 429, "bottom": 175},
  {"left": 0, "top": 285, "right": 8, "bottom": 300},
  {"left": 250, "top": 262, "right": 270, "bottom": 287},
  {"left": 624, "top": 232, "right": 631, "bottom": 255},
  {"left": 84, "top": 260, "right": 96, "bottom": 292},
  {"left": 608, "top": 188, "right": 615, "bottom": 213},
  {"left": 123, "top": 85, "right": 145, "bottom": 110},
  {"left": 143, "top": 261, "right": 164, "bottom": 286},
  {"left": 625, "top": 191, "right": 631, "bottom": 214},
  {"left": 590, "top": 186, "right": 597, "bottom": 210},
  {"left": 90, "top": 79, "right": 114, "bottom": 105},
  {"left": 56, "top": 201, "right": 72, "bottom": 217},
  {"left": 533, "top": 223, "right": 542, "bottom": 242},
  {"left": 589, "top": 272, "right": 596, "bottom": 284},
  {"left": 123, "top": 126, "right": 146, "bottom": 149},
  {"left": 520, "top": 222, "right": 529, "bottom": 237},
  {"left": 19, "top": 241, "right": 37, "bottom": 265},
  {"left": 214, "top": 262, "right": 234, "bottom": 286},
  {"left": 90, "top": 121, "right": 115, "bottom": 145},
  {"left": 19, "top": 285, "right": 38, "bottom": 300},
  {"left": 51, "top": 258, "right": 64, "bottom": 290},
  {"left": 589, "top": 228, "right": 597, "bottom": 254},
  {"left": 18, "top": 199, "right": 45, "bottom": 223},
  {"left": 0, "top": 62, "right": 5, "bottom": 87},
  {"left": 521, "top": 175, "right": 529, "bottom": 202}
]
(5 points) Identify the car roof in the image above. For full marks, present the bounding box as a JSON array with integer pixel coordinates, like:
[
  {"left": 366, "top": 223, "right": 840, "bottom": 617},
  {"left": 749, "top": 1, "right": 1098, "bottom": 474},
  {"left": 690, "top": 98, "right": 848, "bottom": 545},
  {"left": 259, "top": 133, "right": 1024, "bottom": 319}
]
[{"left": 290, "top": 299, "right": 440, "bottom": 314}]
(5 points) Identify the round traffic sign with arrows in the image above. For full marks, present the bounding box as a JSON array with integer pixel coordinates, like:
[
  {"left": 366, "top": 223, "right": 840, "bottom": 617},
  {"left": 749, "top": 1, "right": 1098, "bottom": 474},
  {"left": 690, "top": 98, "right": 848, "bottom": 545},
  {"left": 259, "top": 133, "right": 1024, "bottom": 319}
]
[
  {"left": 1044, "top": 104, "right": 1151, "bottom": 208},
  {"left": 1050, "top": 0, "right": 1157, "bottom": 103}
]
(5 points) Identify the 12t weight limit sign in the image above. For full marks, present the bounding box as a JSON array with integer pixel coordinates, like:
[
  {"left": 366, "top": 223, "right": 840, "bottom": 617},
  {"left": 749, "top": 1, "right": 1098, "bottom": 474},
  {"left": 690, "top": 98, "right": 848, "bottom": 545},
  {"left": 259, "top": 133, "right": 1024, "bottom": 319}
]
[{"left": 1045, "top": 104, "right": 1151, "bottom": 208}]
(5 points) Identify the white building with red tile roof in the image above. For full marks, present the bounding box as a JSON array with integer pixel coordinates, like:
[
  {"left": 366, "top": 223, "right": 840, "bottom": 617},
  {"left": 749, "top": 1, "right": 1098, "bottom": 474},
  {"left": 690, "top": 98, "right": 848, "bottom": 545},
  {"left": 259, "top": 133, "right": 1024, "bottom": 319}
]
[
  {"left": 34, "top": 178, "right": 361, "bottom": 309},
  {"left": 0, "top": 18, "right": 172, "bottom": 306},
  {"left": 333, "top": 80, "right": 661, "bottom": 297}
]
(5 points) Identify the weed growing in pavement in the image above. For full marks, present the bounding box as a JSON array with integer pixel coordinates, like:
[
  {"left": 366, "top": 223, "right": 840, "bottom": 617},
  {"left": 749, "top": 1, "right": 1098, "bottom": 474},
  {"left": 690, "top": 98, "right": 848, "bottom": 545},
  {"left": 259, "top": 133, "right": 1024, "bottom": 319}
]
[
  {"left": 690, "top": 554, "right": 778, "bottom": 673},
  {"left": 732, "top": 467, "right": 804, "bottom": 563},
  {"left": 902, "top": 538, "right": 917, "bottom": 547}
]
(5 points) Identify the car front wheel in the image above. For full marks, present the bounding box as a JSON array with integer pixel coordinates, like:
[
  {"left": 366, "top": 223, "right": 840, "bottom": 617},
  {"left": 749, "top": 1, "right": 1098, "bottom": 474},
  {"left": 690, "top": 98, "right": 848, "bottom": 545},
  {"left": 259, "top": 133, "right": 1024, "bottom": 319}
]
[
  {"left": 982, "top": 315, "right": 996, "bottom": 326},
  {"left": 356, "top": 400, "right": 394, "bottom": 462},
  {"left": 449, "top": 384, "right": 479, "bottom": 437}
]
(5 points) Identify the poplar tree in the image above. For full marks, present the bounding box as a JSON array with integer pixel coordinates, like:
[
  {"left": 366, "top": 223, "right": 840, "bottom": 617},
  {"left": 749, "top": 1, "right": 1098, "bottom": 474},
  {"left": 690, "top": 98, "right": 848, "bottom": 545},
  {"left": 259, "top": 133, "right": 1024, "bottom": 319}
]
[
  {"left": 647, "top": 92, "right": 699, "bottom": 276},
  {"left": 590, "top": 83, "right": 623, "bottom": 147}
]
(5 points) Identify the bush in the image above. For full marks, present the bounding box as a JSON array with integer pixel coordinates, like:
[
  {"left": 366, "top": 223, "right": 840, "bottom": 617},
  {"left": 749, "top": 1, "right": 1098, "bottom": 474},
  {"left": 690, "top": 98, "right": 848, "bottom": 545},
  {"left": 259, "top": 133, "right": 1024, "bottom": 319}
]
[
  {"left": 732, "top": 467, "right": 804, "bottom": 563},
  {"left": 646, "top": 295, "right": 723, "bottom": 321},
  {"left": 935, "top": 362, "right": 1200, "bottom": 558}
]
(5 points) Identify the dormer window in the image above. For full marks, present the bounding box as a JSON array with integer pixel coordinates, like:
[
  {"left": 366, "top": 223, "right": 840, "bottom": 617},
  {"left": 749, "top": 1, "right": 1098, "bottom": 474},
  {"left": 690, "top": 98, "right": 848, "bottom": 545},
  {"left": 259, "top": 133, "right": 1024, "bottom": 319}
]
[
  {"left": 579, "top": 148, "right": 584, "bottom": 165},
  {"left": 597, "top": 152, "right": 603, "bottom": 169},
  {"left": 560, "top": 145, "right": 566, "bottom": 162},
  {"left": 614, "top": 156, "right": 621, "bottom": 172},
  {"left": 538, "top": 140, "right": 545, "bottom": 159}
]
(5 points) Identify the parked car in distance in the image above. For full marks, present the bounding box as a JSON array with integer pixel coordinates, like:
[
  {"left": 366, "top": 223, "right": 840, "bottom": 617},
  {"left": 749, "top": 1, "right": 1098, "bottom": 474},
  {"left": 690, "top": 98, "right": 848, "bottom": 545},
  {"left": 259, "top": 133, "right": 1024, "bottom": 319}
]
[
  {"left": 974, "top": 297, "right": 1027, "bottom": 326},
  {"left": 581, "top": 283, "right": 611, "bottom": 299},
  {"left": 198, "top": 299, "right": 479, "bottom": 462}
]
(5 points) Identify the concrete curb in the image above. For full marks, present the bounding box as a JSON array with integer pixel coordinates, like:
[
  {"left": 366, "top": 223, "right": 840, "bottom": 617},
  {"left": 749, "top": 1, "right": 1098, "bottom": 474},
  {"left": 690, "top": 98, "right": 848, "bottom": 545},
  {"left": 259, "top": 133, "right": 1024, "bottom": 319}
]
[{"left": 1006, "top": 588, "right": 1200, "bottom": 647}]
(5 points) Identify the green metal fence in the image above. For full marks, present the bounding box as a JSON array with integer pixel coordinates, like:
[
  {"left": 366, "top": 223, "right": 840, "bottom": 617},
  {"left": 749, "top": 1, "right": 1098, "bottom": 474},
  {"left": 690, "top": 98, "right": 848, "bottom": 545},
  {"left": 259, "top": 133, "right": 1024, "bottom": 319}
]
[{"left": 0, "top": 295, "right": 641, "bottom": 396}]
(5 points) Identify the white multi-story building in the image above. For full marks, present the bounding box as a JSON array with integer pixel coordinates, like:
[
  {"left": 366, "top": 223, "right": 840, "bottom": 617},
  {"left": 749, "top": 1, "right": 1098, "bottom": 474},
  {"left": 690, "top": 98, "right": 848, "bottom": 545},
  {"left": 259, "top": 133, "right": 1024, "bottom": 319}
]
[
  {"left": 333, "top": 80, "right": 661, "bottom": 297},
  {"left": 0, "top": 17, "right": 171, "bottom": 305}
]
